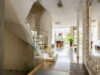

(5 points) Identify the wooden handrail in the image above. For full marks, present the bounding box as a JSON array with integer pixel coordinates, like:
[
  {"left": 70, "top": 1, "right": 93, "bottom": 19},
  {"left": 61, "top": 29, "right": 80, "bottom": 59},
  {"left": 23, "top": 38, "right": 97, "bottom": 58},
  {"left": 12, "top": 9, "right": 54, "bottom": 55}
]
[{"left": 28, "top": 64, "right": 42, "bottom": 75}]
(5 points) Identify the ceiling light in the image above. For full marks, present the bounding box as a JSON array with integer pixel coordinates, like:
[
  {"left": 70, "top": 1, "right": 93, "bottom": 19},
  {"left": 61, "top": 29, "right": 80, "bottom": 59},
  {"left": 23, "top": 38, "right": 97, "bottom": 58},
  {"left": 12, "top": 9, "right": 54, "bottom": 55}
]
[{"left": 57, "top": 0, "right": 63, "bottom": 8}]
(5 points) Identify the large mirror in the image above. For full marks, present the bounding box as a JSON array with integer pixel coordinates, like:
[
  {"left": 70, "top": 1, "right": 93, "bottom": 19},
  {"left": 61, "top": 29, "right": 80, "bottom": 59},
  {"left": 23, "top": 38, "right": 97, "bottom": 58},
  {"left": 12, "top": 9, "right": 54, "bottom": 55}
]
[{"left": 90, "top": 0, "right": 100, "bottom": 56}]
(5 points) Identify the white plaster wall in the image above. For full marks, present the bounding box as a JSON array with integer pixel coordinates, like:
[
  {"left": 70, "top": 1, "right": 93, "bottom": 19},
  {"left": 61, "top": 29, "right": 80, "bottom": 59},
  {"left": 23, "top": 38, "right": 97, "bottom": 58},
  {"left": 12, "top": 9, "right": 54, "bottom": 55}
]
[
  {"left": 25, "top": 45, "right": 34, "bottom": 68},
  {"left": 27, "top": 13, "right": 36, "bottom": 30},
  {"left": 4, "top": 27, "right": 33, "bottom": 70},
  {"left": 5, "top": 0, "right": 38, "bottom": 46},
  {"left": 8, "top": 0, "right": 37, "bottom": 22}
]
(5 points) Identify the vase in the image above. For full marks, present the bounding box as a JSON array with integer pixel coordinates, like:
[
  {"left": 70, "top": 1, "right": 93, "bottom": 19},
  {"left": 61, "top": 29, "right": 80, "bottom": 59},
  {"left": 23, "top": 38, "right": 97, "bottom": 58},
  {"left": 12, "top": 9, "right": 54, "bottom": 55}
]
[{"left": 70, "top": 42, "right": 73, "bottom": 47}]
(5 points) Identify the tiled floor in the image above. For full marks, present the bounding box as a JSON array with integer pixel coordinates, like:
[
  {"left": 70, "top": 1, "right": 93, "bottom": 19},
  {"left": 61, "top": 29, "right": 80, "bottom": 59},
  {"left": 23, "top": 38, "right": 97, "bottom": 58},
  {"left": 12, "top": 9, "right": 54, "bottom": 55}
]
[{"left": 69, "top": 63, "right": 89, "bottom": 75}]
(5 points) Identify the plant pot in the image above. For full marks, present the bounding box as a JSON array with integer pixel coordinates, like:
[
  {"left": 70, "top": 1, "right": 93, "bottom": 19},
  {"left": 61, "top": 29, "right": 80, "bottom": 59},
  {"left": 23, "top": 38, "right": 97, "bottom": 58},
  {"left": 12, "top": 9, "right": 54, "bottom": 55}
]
[{"left": 70, "top": 42, "right": 73, "bottom": 47}]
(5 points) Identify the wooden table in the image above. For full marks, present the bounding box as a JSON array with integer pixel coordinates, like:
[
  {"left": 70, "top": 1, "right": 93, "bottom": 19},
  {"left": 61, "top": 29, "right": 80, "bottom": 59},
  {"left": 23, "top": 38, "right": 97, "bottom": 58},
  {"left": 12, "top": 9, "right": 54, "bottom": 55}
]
[{"left": 56, "top": 41, "right": 64, "bottom": 48}]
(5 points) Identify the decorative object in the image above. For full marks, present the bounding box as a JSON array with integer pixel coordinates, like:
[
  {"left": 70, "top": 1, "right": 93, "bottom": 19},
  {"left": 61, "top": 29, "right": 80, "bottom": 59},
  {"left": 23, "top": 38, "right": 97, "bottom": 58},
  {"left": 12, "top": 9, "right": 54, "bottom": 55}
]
[
  {"left": 58, "top": 33, "right": 62, "bottom": 36},
  {"left": 87, "top": 54, "right": 100, "bottom": 75},
  {"left": 95, "top": 45, "right": 100, "bottom": 51},
  {"left": 68, "top": 38, "right": 74, "bottom": 47},
  {"left": 56, "top": 41, "right": 64, "bottom": 48},
  {"left": 57, "top": 0, "right": 63, "bottom": 8},
  {"left": 44, "top": 47, "right": 58, "bottom": 62}
]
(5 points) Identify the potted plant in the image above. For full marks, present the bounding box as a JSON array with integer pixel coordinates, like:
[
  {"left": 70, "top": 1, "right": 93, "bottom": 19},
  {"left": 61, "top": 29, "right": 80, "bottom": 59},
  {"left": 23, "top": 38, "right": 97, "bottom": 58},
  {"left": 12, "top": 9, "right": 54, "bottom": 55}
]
[{"left": 68, "top": 38, "right": 74, "bottom": 47}]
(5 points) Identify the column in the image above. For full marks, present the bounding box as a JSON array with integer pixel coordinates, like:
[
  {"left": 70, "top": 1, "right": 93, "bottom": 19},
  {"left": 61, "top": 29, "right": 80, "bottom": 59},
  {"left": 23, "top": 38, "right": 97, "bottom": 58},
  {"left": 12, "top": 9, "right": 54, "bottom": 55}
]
[
  {"left": 89, "top": 5, "right": 92, "bottom": 53},
  {"left": 77, "top": 9, "right": 80, "bottom": 62},
  {"left": 98, "top": 21, "right": 100, "bottom": 40},
  {"left": 82, "top": 0, "right": 90, "bottom": 64},
  {"left": 70, "top": 27, "right": 74, "bottom": 38}
]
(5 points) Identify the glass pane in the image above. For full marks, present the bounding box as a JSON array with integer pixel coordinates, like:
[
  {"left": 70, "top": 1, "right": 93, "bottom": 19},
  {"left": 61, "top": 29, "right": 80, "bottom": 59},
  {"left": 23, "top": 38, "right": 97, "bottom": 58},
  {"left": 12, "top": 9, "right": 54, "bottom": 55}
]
[{"left": 32, "top": 30, "right": 44, "bottom": 68}]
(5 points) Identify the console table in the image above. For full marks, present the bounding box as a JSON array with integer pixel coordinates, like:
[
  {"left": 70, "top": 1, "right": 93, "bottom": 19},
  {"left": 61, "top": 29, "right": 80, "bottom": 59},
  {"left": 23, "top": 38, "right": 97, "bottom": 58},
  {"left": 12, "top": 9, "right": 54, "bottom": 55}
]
[{"left": 56, "top": 41, "right": 64, "bottom": 48}]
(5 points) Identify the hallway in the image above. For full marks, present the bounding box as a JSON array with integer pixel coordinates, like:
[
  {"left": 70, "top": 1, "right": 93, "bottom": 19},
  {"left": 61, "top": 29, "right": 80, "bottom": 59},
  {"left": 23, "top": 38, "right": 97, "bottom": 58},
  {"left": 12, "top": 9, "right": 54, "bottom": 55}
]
[
  {"left": 1, "top": 0, "right": 100, "bottom": 75},
  {"left": 34, "top": 46, "right": 89, "bottom": 75}
]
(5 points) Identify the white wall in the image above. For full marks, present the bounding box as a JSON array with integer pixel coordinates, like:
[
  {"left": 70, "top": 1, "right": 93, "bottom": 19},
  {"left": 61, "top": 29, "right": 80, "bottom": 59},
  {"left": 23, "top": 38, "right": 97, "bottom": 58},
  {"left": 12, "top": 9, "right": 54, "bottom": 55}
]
[
  {"left": 6, "top": 0, "right": 37, "bottom": 23},
  {"left": 4, "top": 27, "right": 33, "bottom": 70},
  {"left": 4, "top": 0, "right": 37, "bottom": 71},
  {"left": 5, "top": 0, "right": 35, "bottom": 46}
]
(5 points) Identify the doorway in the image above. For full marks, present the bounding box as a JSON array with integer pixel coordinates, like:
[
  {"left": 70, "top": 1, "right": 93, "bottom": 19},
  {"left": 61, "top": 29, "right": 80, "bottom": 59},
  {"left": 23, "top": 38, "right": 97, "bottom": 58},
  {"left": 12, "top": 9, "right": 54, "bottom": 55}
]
[{"left": 54, "top": 28, "right": 70, "bottom": 48}]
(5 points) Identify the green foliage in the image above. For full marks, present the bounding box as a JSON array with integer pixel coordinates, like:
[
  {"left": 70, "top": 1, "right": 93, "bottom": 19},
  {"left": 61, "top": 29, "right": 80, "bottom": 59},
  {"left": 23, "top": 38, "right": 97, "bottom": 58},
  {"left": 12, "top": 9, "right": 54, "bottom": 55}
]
[
  {"left": 68, "top": 38, "right": 74, "bottom": 42},
  {"left": 66, "top": 34, "right": 74, "bottom": 42}
]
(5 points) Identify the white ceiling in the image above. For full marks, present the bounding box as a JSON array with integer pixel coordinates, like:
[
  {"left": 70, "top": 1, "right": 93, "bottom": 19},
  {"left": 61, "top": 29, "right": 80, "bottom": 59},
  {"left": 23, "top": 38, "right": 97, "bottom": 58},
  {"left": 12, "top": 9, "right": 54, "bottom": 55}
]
[
  {"left": 40, "top": 0, "right": 81, "bottom": 27},
  {"left": 39, "top": 0, "right": 100, "bottom": 27}
]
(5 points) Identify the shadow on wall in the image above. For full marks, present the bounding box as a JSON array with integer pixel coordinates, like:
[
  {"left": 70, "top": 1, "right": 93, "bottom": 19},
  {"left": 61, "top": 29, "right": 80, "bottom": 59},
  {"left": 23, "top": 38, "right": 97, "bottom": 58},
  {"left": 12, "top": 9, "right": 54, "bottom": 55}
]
[{"left": 4, "top": 27, "right": 34, "bottom": 73}]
